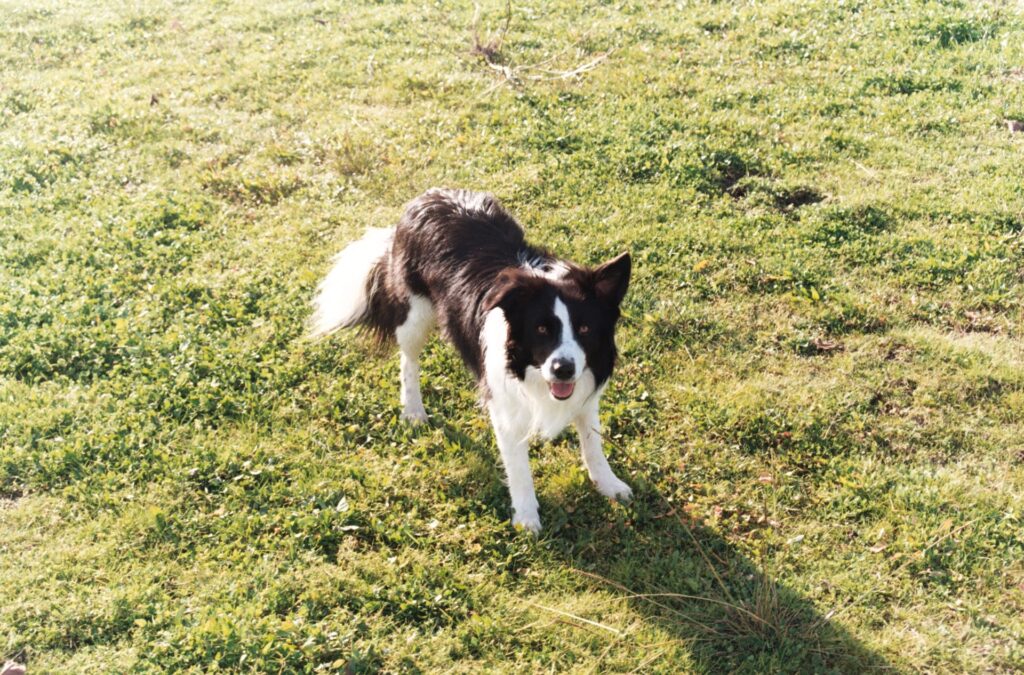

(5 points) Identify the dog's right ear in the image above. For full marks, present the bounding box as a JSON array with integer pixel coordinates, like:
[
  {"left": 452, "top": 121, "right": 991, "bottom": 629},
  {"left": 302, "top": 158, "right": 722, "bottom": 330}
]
[
  {"left": 483, "top": 268, "right": 540, "bottom": 313},
  {"left": 592, "top": 251, "right": 631, "bottom": 308}
]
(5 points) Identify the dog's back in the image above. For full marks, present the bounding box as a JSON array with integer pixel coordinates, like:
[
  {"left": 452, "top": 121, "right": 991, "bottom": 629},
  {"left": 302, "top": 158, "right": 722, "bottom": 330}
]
[
  {"left": 313, "top": 188, "right": 546, "bottom": 375},
  {"left": 386, "top": 189, "right": 538, "bottom": 373}
]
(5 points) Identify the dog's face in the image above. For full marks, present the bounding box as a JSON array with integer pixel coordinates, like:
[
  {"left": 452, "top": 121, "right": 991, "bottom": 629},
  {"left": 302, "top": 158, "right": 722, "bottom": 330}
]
[{"left": 485, "top": 253, "right": 631, "bottom": 401}]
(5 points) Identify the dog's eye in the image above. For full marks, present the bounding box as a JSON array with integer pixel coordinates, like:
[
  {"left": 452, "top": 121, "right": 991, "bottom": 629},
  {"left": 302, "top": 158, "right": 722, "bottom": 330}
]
[
  {"left": 537, "top": 324, "right": 548, "bottom": 334},
  {"left": 578, "top": 324, "right": 590, "bottom": 334}
]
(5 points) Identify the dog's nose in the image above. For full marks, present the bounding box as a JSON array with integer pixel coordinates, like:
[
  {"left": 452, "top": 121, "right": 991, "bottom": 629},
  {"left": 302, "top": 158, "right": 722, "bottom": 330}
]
[{"left": 551, "top": 358, "right": 575, "bottom": 381}]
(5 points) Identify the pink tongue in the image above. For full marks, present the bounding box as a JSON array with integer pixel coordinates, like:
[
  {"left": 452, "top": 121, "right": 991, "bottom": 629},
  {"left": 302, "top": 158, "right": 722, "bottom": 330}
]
[{"left": 549, "top": 381, "right": 575, "bottom": 399}]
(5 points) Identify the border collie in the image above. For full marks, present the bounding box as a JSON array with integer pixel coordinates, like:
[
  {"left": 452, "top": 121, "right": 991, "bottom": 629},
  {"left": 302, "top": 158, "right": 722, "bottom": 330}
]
[{"left": 310, "top": 188, "right": 632, "bottom": 533}]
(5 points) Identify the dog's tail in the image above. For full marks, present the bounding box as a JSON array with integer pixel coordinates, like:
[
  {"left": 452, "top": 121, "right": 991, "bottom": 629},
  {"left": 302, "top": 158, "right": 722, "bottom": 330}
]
[{"left": 308, "top": 227, "right": 395, "bottom": 339}]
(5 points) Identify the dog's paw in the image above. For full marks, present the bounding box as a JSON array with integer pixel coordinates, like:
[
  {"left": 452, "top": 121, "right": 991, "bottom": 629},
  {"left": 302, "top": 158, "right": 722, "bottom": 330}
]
[
  {"left": 512, "top": 510, "right": 542, "bottom": 535},
  {"left": 401, "top": 407, "right": 428, "bottom": 425},
  {"left": 595, "top": 476, "right": 633, "bottom": 504}
]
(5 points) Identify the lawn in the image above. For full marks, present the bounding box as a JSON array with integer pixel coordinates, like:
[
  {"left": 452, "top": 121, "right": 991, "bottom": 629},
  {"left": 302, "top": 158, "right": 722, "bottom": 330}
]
[{"left": 1, "top": 0, "right": 1023, "bottom": 671}]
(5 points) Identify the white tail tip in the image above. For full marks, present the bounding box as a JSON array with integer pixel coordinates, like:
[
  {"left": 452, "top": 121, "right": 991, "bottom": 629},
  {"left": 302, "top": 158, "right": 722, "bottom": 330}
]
[{"left": 308, "top": 227, "right": 395, "bottom": 338}]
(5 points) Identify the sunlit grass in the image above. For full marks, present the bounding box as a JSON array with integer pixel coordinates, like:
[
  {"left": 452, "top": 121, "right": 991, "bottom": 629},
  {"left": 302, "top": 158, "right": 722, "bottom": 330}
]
[{"left": 1, "top": 0, "right": 1022, "bottom": 671}]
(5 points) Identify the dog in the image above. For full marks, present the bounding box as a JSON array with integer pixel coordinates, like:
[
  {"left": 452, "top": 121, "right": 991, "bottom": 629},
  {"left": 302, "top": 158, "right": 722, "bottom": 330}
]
[{"left": 310, "top": 188, "right": 632, "bottom": 533}]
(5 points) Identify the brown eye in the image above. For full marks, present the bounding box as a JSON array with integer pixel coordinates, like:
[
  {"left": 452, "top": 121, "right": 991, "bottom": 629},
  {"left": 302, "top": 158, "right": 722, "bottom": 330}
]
[
  {"left": 537, "top": 324, "right": 548, "bottom": 334},
  {"left": 578, "top": 324, "right": 590, "bottom": 334}
]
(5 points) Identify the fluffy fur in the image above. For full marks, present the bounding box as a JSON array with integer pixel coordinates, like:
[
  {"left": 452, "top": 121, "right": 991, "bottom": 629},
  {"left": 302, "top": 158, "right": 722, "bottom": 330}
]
[{"left": 311, "top": 188, "right": 632, "bottom": 533}]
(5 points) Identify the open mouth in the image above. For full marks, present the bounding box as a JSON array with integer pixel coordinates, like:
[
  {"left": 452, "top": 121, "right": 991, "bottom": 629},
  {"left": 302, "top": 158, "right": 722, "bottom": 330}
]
[{"left": 548, "top": 381, "right": 575, "bottom": 400}]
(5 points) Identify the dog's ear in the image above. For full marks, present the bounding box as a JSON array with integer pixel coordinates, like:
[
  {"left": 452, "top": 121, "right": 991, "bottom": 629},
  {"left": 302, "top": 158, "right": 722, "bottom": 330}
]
[
  {"left": 483, "top": 268, "right": 541, "bottom": 313},
  {"left": 593, "top": 252, "right": 631, "bottom": 307}
]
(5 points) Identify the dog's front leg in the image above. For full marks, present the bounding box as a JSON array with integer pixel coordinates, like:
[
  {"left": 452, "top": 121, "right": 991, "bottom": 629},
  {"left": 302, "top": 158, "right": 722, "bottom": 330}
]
[
  {"left": 488, "top": 408, "right": 541, "bottom": 534},
  {"left": 575, "top": 406, "right": 632, "bottom": 503}
]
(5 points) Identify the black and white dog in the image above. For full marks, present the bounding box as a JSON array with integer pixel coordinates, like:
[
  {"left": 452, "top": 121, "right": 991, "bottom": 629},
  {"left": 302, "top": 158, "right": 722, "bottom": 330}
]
[{"left": 310, "top": 188, "right": 632, "bottom": 533}]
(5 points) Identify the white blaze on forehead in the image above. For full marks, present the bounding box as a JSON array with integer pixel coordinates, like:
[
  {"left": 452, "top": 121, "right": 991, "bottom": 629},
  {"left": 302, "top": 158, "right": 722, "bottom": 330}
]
[
  {"left": 552, "top": 298, "right": 574, "bottom": 343},
  {"left": 541, "top": 297, "right": 587, "bottom": 381}
]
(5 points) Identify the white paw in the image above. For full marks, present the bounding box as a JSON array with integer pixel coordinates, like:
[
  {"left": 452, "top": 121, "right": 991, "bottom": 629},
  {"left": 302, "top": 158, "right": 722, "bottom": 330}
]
[
  {"left": 595, "top": 476, "right": 633, "bottom": 503},
  {"left": 512, "top": 510, "right": 542, "bottom": 535},
  {"left": 401, "top": 407, "right": 428, "bottom": 425}
]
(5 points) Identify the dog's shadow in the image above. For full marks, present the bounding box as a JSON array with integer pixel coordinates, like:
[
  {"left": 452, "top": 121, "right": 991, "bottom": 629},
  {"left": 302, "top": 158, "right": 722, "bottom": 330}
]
[
  {"left": 548, "top": 497, "right": 893, "bottom": 672},
  {"left": 433, "top": 420, "right": 893, "bottom": 672}
]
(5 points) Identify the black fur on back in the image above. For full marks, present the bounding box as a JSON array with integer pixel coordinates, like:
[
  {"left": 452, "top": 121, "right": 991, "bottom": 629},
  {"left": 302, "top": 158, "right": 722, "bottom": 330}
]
[{"left": 362, "top": 188, "right": 630, "bottom": 384}]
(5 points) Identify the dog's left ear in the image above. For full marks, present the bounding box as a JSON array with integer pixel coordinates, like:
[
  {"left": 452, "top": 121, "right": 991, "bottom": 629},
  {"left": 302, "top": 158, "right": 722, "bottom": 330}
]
[{"left": 593, "top": 252, "right": 631, "bottom": 307}]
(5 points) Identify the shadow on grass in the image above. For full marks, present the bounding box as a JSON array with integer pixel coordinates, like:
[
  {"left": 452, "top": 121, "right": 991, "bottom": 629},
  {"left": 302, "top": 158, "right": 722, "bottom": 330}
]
[
  {"left": 554, "top": 495, "right": 893, "bottom": 672},
  {"left": 437, "top": 421, "right": 893, "bottom": 673}
]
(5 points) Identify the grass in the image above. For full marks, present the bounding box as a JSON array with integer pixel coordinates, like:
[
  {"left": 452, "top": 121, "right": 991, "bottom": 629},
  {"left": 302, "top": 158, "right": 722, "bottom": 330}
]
[{"left": 1, "top": 0, "right": 1023, "bottom": 671}]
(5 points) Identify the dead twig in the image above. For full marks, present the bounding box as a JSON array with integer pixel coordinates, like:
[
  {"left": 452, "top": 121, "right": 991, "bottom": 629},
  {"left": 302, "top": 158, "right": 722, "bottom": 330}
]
[
  {"left": 525, "top": 599, "right": 625, "bottom": 637},
  {"left": 471, "top": 2, "right": 612, "bottom": 87},
  {"left": 571, "top": 568, "right": 723, "bottom": 636},
  {"left": 485, "top": 50, "right": 613, "bottom": 85},
  {"left": 628, "top": 647, "right": 668, "bottom": 674},
  {"left": 520, "top": 52, "right": 612, "bottom": 80}
]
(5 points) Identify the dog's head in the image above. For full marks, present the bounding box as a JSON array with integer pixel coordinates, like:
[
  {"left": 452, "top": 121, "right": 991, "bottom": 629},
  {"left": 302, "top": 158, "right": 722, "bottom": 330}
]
[{"left": 484, "top": 252, "right": 631, "bottom": 401}]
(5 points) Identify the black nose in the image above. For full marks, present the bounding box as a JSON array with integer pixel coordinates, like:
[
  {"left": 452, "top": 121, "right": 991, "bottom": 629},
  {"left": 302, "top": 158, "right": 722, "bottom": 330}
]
[{"left": 551, "top": 358, "right": 575, "bottom": 381}]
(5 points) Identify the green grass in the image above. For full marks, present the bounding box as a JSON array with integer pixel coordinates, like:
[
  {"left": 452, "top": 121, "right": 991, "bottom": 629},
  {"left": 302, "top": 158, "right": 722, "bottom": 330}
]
[{"left": 1, "top": 0, "right": 1023, "bottom": 671}]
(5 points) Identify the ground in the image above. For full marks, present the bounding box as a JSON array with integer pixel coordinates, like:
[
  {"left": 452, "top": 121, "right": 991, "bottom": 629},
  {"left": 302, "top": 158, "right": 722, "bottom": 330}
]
[{"left": 1, "top": 0, "right": 1023, "bottom": 672}]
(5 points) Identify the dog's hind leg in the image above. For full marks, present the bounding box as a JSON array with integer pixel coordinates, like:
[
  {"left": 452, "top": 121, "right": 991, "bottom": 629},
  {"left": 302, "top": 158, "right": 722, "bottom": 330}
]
[{"left": 395, "top": 294, "right": 435, "bottom": 424}]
